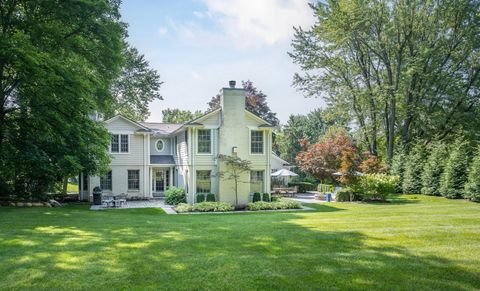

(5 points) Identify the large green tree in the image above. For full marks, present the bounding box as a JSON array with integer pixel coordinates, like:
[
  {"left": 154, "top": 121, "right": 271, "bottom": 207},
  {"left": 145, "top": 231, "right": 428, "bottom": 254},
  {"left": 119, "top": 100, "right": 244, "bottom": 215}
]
[
  {"left": 0, "top": 0, "right": 125, "bottom": 197},
  {"left": 109, "top": 45, "right": 163, "bottom": 121},
  {"left": 162, "top": 108, "right": 203, "bottom": 123},
  {"left": 290, "top": 0, "right": 480, "bottom": 161},
  {"left": 207, "top": 80, "right": 279, "bottom": 126}
]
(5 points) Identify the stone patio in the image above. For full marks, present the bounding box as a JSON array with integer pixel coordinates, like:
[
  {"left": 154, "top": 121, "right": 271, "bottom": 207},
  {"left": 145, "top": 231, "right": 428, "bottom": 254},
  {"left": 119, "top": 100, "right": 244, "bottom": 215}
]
[{"left": 90, "top": 199, "right": 177, "bottom": 214}]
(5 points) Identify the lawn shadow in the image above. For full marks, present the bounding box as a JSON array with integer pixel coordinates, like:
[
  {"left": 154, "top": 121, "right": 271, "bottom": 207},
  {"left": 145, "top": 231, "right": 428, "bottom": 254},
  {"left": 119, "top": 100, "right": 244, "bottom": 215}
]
[
  {"left": 301, "top": 203, "right": 345, "bottom": 212},
  {"left": 0, "top": 204, "right": 479, "bottom": 290}
]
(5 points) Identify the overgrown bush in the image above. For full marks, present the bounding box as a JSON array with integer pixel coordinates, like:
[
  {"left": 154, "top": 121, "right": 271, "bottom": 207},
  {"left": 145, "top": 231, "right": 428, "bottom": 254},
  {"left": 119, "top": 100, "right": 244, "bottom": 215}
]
[
  {"left": 335, "top": 188, "right": 354, "bottom": 202},
  {"left": 402, "top": 143, "right": 427, "bottom": 194},
  {"left": 165, "top": 186, "right": 186, "bottom": 205},
  {"left": 464, "top": 147, "right": 480, "bottom": 202},
  {"left": 421, "top": 143, "right": 446, "bottom": 196},
  {"left": 196, "top": 194, "right": 205, "bottom": 203},
  {"left": 175, "top": 202, "right": 234, "bottom": 213},
  {"left": 262, "top": 193, "right": 270, "bottom": 202},
  {"left": 440, "top": 140, "right": 470, "bottom": 199},
  {"left": 353, "top": 174, "right": 398, "bottom": 201},
  {"left": 252, "top": 192, "right": 261, "bottom": 202},
  {"left": 288, "top": 182, "right": 316, "bottom": 193},
  {"left": 247, "top": 198, "right": 302, "bottom": 211},
  {"left": 206, "top": 193, "right": 216, "bottom": 202}
]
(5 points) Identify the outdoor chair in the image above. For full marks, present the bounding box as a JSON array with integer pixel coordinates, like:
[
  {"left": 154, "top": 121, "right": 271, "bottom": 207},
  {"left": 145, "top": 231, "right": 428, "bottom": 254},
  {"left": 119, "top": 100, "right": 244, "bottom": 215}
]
[{"left": 102, "top": 195, "right": 114, "bottom": 208}]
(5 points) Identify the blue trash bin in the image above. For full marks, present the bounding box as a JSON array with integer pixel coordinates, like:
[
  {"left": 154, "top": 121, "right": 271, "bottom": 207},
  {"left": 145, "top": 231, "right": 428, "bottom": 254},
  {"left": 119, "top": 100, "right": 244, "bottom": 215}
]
[{"left": 326, "top": 192, "right": 332, "bottom": 202}]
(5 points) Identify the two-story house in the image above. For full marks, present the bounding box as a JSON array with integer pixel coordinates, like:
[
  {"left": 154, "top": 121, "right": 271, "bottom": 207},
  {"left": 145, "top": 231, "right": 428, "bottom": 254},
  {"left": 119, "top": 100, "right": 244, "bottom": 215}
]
[{"left": 79, "top": 81, "right": 275, "bottom": 204}]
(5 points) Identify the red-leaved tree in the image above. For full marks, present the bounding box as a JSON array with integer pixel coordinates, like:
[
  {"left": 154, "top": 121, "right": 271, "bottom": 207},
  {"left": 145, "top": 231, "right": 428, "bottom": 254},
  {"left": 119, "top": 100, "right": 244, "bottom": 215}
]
[
  {"left": 359, "top": 152, "right": 388, "bottom": 174},
  {"left": 296, "top": 131, "right": 359, "bottom": 183}
]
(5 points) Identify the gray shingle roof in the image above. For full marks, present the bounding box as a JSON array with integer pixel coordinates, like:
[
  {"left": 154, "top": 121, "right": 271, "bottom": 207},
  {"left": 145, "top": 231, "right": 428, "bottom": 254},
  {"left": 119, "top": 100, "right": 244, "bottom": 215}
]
[
  {"left": 140, "top": 122, "right": 183, "bottom": 135},
  {"left": 150, "top": 155, "right": 175, "bottom": 165}
]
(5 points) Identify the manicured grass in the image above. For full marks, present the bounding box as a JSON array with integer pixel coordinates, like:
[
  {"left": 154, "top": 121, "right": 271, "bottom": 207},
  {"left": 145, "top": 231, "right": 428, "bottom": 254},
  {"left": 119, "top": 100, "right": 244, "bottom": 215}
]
[{"left": 0, "top": 195, "right": 479, "bottom": 290}]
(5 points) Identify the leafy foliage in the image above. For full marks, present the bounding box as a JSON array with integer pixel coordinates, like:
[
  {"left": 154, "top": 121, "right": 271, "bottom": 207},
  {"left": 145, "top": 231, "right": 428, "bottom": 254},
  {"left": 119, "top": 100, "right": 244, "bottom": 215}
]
[
  {"left": 206, "top": 193, "right": 216, "bottom": 202},
  {"left": 247, "top": 199, "right": 302, "bottom": 211},
  {"left": 109, "top": 46, "right": 163, "bottom": 121},
  {"left": 162, "top": 108, "right": 203, "bottom": 123},
  {"left": 353, "top": 174, "right": 399, "bottom": 201},
  {"left": 196, "top": 194, "right": 205, "bottom": 203},
  {"left": 359, "top": 152, "right": 388, "bottom": 174},
  {"left": 421, "top": 143, "right": 447, "bottom": 196},
  {"left": 207, "top": 80, "right": 279, "bottom": 126},
  {"left": 288, "top": 182, "right": 316, "bottom": 193},
  {"left": 402, "top": 143, "right": 427, "bottom": 194},
  {"left": 165, "top": 187, "right": 186, "bottom": 205},
  {"left": 336, "top": 188, "right": 354, "bottom": 202},
  {"left": 217, "top": 154, "right": 252, "bottom": 205},
  {"left": 262, "top": 193, "right": 270, "bottom": 202},
  {"left": 464, "top": 147, "right": 480, "bottom": 202},
  {"left": 175, "top": 202, "right": 234, "bottom": 213},
  {"left": 252, "top": 192, "right": 261, "bottom": 202},
  {"left": 439, "top": 140, "right": 470, "bottom": 199}
]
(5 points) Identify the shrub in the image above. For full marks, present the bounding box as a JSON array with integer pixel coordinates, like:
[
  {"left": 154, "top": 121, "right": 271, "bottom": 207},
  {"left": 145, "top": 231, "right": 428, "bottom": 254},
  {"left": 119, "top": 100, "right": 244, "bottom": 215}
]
[
  {"left": 206, "top": 193, "right": 216, "bottom": 202},
  {"left": 317, "top": 183, "right": 334, "bottom": 193},
  {"left": 464, "top": 147, "right": 480, "bottom": 202},
  {"left": 421, "top": 143, "right": 446, "bottom": 196},
  {"left": 440, "top": 140, "right": 470, "bottom": 199},
  {"left": 175, "top": 202, "right": 234, "bottom": 213},
  {"left": 174, "top": 203, "right": 193, "bottom": 213},
  {"left": 262, "top": 193, "right": 270, "bottom": 202},
  {"left": 196, "top": 194, "right": 205, "bottom": 203},
  {"left": 165, "top": 186, "right": 186, "bottom": 205},
  {"left": 288, "top": 182, "right": 316, "bottom": 193},
  {"left": 390, "top": 150, "right": 406, "bottom": 193},
  {"left": 247, "top": 198, "right": 302, "bottom": 211},
  {"left": 252, "top": 192, "right": 261, "bottom": 202},
  {"left": 271, "top": 196, "right": 279, "bottom": 202},
  {"left": 402, "top": 143, "right": 427, "bottom": 194},
  {"left": 335, "top": 188, "right": 353, "bottom": 202},
  {"left": 353, "top": 174, "right": 398, "bottom": 201}
]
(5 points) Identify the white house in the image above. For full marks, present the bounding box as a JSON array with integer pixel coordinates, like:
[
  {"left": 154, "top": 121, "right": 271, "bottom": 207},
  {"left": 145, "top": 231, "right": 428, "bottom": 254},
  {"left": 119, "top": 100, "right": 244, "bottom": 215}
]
[{"left": 79, "top": 81, "right": 275, "bottom": 204}]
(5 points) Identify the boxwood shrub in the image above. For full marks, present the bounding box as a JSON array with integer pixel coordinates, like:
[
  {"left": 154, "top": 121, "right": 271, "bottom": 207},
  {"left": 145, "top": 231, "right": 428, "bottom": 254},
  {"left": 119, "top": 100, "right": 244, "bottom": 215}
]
[
  {"left": 252, "top": 192, "right": 261, "bottom": 202},
  {"left": 196, "top": 194, "right": 205, "bottom": 203},
  {"left": 165, "top": 186, "right": 186, "bottom": 205},
  {"left": 262, "top": 193, "right": 270, "bottom": 202},
  {"left": 247, "top": 198, "right": 302, "bottom": 211},
  {"left": 206, "top": 193, "right": 216, "bottom": 202},
  {"left": 175, "top": 202, "right": 234, "bottom": 213}
]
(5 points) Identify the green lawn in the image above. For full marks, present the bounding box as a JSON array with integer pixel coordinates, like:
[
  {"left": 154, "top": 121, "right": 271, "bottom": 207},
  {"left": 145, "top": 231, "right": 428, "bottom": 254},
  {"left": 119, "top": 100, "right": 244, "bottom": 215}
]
[{"left": 0, "top": 195, "right": 479, "bottom": 290}]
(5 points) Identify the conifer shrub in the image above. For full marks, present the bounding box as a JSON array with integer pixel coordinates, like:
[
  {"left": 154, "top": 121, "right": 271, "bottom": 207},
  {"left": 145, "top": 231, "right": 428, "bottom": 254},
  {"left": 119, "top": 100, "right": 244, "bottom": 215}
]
[
  {"left": 262, "top": 193, "right": 270, "bottom": 202},
  {"left": 196, "top": 193, "right": 205, "bottom": 203},
  {"left": 464, "top": 147, "right": 480, "bottom": 202},
  {"left": 252, "top": 192, "right": 261, "bottom": 202},
  {"left": 206, "top": 193, "right": 216, "bottom": 202},
  {"left": 390, "top": 150, "right": 406, "bottom": 193},
  {"left": 421, "top": 143, "right": 446, "bottom": 196},
  {"left": 402, "top": 143, "right": 427, "bottom": 194},
  {"left": 439, "top": 140, "right": 470, "bottom": 199}
]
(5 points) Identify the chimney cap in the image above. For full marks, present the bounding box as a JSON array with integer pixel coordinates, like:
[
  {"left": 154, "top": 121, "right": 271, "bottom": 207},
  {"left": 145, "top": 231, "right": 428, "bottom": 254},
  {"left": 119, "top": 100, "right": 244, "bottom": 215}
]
[{"left": 228, "top": 80, "right": 236, "bottom": 88}]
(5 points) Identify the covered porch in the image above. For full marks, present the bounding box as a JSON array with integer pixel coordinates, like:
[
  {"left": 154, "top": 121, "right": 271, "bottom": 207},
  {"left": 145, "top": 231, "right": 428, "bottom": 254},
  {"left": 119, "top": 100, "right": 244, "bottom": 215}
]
[{"left": 149, "top": 155, "right": 176, "bottom": 198}]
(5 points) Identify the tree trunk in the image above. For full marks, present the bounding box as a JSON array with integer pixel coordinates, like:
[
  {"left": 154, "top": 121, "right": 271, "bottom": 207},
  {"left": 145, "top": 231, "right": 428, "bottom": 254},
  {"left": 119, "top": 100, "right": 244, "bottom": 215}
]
[
  {"left": 62, "top": 177, "right": 68, "bottom": 195},
  {"left": 387, "top": 96, "right": 395, "bottom": 161}
]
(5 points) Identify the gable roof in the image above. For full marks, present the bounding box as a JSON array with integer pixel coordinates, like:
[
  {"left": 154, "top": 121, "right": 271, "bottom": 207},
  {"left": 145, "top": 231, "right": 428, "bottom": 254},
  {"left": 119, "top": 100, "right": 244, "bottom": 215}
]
[
  {"left": 104, "top": 115, "right": 151, "bottom": 131},
  {"left": 184, "top": 108, "right": 221, "bottom": 126},
  {"left": 140, "top": 122, "right": 183, "bottom": 135}
]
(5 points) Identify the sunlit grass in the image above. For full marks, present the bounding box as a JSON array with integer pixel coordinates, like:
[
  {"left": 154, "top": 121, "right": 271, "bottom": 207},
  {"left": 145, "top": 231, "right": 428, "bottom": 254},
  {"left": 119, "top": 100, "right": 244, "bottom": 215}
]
[{"left": 0, "top": 195, "right": 479, "bottom": 290}]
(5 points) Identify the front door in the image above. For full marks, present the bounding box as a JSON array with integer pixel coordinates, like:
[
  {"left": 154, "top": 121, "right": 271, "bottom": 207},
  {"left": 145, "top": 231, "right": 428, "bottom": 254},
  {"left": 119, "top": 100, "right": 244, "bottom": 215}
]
[{"left": 152, "top": 169, "right": 169, "bottom": 196}]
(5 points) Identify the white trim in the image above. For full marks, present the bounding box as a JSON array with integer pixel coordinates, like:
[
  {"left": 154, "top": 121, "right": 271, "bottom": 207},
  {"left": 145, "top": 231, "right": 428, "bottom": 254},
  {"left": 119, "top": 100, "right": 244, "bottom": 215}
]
[
  {"left": 249, "top": 129, "right": 265, "bottom": 155},
  {"left": 109, "top": 133, "right": 130, "bottom": 154},
  {"left": 187, "top": 108, "right": 221, "bottom": 124},
  {"left": 245, "top": 110, "right": 272, "bottom": 126},
  {"left": 104, "top": 114, "right": 151, "bottom": 130},
  {"left": 155, "top": 139, "right": 165, "bottom": 152}
]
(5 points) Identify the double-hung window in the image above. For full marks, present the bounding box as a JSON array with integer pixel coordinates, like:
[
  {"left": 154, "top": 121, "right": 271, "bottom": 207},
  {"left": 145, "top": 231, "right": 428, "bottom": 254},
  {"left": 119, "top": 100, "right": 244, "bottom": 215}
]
[
  {"left": 250, "top": 130, "right": 264, "bottom": 154},
  {"left": 197, "top": 129, "right": 211, "bottom": 154},
  {"left": 196, "top": 170, "right": 211, "bottom": 193},
  {"left": 100, "top": 171, "right": 112, "bottom": 191},
  {"left": 128, "top": 170, "right": 140, "bottom": 190},
  {"left": 111, "top": 134, "right": 129, "bottom": 153},
  {"left": 250, "top": 170, "right": 264, "bottom": 193}
]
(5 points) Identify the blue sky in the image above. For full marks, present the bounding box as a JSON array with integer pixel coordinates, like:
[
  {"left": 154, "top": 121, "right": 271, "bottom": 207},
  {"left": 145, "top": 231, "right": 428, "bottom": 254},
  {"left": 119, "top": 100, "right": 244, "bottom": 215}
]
[{"left": 120, "top": 0, "right": 324, "bottom": 123}]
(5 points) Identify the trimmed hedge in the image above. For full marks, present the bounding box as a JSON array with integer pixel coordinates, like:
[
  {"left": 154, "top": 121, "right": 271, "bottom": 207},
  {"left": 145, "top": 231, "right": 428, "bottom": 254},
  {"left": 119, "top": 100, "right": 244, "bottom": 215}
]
[
  {"left": 175, "top": 202, "right": 234, "bottom": 213},
  {"left": 262, "top": 193, "right": 270, "bottom": 202},
  {"left": 247, "top": 199, "right": 302, "bottom": 211},
  {"left": 252, "top": 192, "right": 261, "bottom": 202},
  {"left": 206, "top": 193, "right": 216, "bottom": 202},
  {"left": 196, "top": 194, "right": 205, "bottom": 203},
  {"left": 165, "top": 186, "right": 186, "bottom": 205},
  {"left": 288, "top": 182, "right": 316, "bottom": 193}
]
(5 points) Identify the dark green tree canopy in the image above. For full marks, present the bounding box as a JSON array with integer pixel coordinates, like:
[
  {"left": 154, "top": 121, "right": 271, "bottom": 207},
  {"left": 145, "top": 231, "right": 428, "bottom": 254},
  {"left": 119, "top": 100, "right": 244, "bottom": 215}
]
[
  {"left": 162, "top": 108, "right": 203, "bottom": 123},
  {"left": 207, "top": 80, "right": 279, "bottom": 126}
]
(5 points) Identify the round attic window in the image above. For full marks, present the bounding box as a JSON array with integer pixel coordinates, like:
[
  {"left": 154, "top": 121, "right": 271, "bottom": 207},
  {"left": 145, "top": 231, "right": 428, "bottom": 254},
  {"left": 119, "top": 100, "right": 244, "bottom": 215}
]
[{"left": 156, "top": 139, "right": 164, "bottom": 152}]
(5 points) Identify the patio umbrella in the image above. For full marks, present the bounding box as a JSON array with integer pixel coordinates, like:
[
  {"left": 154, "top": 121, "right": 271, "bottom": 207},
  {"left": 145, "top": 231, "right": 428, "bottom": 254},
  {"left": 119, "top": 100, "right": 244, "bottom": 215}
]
[{"left": 271, "top": 169, "right": 298, "bottom": 187}]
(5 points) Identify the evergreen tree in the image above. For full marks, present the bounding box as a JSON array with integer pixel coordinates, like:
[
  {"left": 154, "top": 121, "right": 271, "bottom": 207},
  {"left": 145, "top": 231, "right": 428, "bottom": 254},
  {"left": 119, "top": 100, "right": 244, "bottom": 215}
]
[
  {"left": 402, "top": 144, "right": 427, "bottom": 194},
  {"left": 421, "top": 143, "right": 447, "bottom": 196},
  {"left": 439, "top": 140, "right": 470, "bottom": 199},
  {"left": 390, "top": 150, "right": 406, "bottom": 193},
  {"left": 464, "top": 147, "right": 480, "bottom": 202}
]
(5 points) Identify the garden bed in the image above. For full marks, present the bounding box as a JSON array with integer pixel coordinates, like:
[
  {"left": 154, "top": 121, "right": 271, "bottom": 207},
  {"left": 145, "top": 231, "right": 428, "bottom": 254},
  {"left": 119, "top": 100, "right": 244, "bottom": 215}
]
[{"left": 174, "top": 199, "right": 306, "bottom": 214}]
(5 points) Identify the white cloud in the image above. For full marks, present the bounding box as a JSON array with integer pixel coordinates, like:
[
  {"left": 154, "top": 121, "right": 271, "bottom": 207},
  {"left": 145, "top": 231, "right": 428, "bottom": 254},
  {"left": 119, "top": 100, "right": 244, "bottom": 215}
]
[
  {"left": 157, "top": 26, "right": 168, "bottom": 36},
  {"left": 200, "top": 0, "right": 315, "bottom": 47}
]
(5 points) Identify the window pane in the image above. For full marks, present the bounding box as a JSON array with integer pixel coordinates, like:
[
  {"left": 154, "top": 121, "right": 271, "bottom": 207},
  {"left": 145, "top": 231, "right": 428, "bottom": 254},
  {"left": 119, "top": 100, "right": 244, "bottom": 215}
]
[
  {"left": 196, "top": 170, "right": 211, "bottom": 193},
  {"left": 251, "top": 131, "right": 264, "bottom": 154},
  {"left": 111, "top": 135, "right": 119, "bottom": 152},
  {"left": 100, "top": 171, "right": 112, "bottom": 191},
  {"left": 197, "top": 129, "right": 211, "bottom": 153},
  {"left": 128, "top": 170, "right": 140, "bottom": 190},
  {"left": 250, "top": 170, "right": 264, "bottom": 193},
  {"left": 121, "top": 134, "right": 129, "bottom": 152}
]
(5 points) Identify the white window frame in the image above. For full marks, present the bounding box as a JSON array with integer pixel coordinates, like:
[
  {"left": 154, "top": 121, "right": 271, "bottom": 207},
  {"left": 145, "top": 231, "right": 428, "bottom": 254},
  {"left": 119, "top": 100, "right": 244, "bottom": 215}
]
[
  {"left": 100, "top": 171, "right": 112, "bottom": 191},
  {"left": 155, "top": 139, "right": 165, "bottom": 152},
  {"left": 196, "top": 129, "right": 212, "bottom": 155},
  {"left": 250, "top": 130, "right": 264, "bottom": 155},
  {"left": 127, "top": 169, "right": 140, "bottom": 191},
  {"left": 196, "top": 170, "right": 212, "bottom": 193},
  {"left": 110, "top": 133, "right": 130, "bottom": 154}
]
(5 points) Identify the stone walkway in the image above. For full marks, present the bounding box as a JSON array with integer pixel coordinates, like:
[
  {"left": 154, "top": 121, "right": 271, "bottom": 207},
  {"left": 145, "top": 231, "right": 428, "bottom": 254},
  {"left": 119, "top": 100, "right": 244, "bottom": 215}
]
[{"left": 90, "top": 199, "right": 177, "bottom": 214}]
